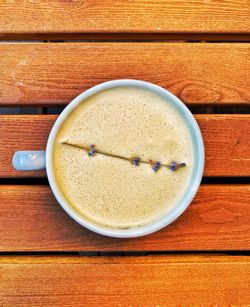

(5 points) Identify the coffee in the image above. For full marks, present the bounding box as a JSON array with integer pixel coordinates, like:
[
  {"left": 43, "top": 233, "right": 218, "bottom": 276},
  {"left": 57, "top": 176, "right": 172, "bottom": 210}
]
[{"left": 53, "top": 87, "right": 193, "bottom": 229}]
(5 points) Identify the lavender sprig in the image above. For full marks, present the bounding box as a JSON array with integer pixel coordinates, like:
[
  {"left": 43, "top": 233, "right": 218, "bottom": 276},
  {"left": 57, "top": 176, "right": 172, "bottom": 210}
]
[
  {"left": 150, "top": 160, "right": 161, "bottom": 172},
  {"left": 130, "top": 156, "right": 141, "bottom": 166},
  {"left": 168, "top": 161, "right": 186, "bottom": 171},
  {"left": 88, "top": 144, "right": 97, "bottom": 156},
  {"left": 62, "top": 141, "right": 186, "bottom": 172}
]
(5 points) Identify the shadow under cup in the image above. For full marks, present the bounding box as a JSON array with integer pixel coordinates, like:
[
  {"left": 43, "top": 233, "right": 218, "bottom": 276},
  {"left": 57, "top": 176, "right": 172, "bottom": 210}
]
[{"left": 46, "top": 80, "right": 204, "bottom": 238}]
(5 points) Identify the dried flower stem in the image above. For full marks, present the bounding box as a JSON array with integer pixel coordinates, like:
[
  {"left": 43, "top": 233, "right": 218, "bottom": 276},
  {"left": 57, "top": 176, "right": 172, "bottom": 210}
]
[{"left": 62, "top": 141, "right": 186, "bottom": 171}]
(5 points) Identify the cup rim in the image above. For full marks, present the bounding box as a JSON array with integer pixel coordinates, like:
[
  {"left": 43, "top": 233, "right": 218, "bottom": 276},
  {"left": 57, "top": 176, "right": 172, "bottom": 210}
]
[{"left": 46, "top": 79, "right": 204, "bottom": 238}]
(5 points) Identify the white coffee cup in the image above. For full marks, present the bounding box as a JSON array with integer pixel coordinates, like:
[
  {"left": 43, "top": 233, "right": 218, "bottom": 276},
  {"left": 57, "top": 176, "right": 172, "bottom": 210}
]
[{"left": 13, "top": 80, "right": 204, "bottom": 238}]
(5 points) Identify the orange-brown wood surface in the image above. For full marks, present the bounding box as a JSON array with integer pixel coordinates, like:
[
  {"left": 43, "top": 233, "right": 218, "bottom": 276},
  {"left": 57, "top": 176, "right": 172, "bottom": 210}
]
[
  {"left": 1, "top": 115, "right": 249, "bottom": 178},
  {"left": 0, "top": 1, "right": 248, "bottom": 37},
  {"left": 0, "top": 43, "right": 249, "bottom": 105},
  {"left": 1, "top": 184, "right": 249, "bottom": 252},
  {"left": 0, "top": 1, "right": 249, "bottom": 305},
  {"left": 1, "top": 255, "right": 249, "bottom": 306}
]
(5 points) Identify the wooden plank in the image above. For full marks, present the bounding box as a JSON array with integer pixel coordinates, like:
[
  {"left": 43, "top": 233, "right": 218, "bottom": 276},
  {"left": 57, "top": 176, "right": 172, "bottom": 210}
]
[
  {"left": 0, "top": 184, "right": 249, "bottom": 252},
  {"left": 0, "top": 43, "right": 249, "bottom": 106},
  {"left": 1, "top": 255, "right": 249, "bottom": 306},
  {"left": 0, "top": 115, "right": 249, "bottom": 178},
  {"left": 197, "top": 115, "right": 250, "bottom": 177},
  {"left": 0, "top": 0, "right": 248, "bottom": 36}
]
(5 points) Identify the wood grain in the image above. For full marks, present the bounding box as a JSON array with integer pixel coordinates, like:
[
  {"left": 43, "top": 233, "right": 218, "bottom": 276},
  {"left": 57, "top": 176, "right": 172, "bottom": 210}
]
[
  {"left": 0, "top": 43, "right": 249, "bottom": 105},
  {"left": 0, "top": 184, "right": 249, "bottom": 252},
  {"left": 1, "top": 255, "right": 249, "bottom": 306},
  {"left": 0, "top": 0, "right": 248, "bottom": 36},
  {"left": 1, "top": 115, "right": 249, "bottom": 178}
]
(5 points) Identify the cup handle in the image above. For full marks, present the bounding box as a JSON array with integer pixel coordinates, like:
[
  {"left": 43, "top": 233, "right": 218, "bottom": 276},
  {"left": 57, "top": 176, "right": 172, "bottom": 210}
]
[{"left": 12, "top": 151, "right": 46, "bottom": 171}]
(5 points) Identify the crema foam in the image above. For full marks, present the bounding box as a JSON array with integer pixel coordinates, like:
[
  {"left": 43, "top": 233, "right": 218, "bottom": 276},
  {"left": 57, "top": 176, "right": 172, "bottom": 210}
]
[{"left": 53, "top": 87, "right": 193, "bottom": 229}]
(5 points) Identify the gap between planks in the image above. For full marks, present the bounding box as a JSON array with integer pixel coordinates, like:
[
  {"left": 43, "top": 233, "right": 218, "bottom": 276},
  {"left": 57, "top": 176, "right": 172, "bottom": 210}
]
[{"left": 0, "top": 33, "right": 250, "bottom": 42}]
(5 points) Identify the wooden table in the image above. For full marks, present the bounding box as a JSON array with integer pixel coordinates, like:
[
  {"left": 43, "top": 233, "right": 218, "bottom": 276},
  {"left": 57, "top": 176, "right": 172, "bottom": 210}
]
[{"left": 0, "top": 1, "right": 249, "bottom": 305}]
